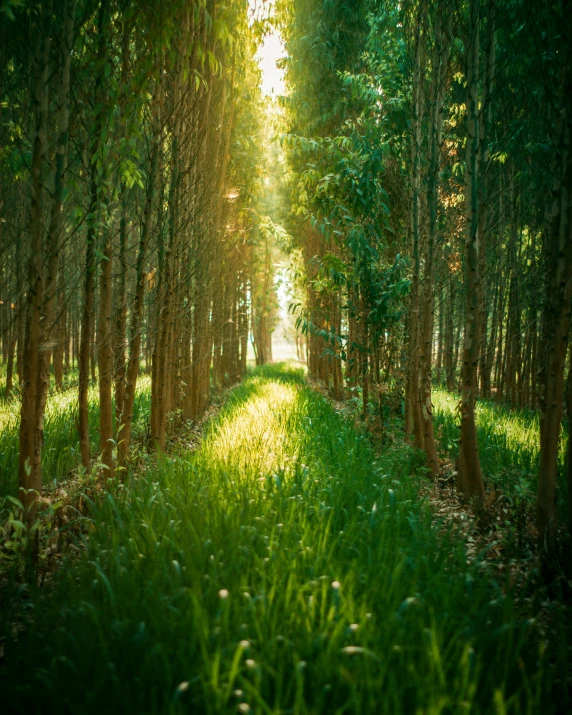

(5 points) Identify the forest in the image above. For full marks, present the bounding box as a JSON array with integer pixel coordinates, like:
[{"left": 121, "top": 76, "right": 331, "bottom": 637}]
[{"left": 0, "top": 0, "right": 571, "bottom": 712}]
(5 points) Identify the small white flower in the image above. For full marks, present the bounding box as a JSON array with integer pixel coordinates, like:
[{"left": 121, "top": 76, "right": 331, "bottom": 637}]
[
  {"left": 219, "top": 589, "right": 229, "bottom": 599},
  {"left": 332, "top": 581, "right": 341, "bottom": 590}
]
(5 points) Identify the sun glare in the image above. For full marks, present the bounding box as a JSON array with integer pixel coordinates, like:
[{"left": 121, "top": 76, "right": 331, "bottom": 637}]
[
  {"left": 257, "top": 31, "right": 286, "bottom": 97},
  {"left": 249, "top": 0, "right": 286, "bottom": 97}
]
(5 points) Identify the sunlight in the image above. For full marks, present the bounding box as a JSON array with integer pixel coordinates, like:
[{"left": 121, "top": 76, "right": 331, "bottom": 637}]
[
  {"left": 249, "top": 0, "right": 286, "bottom": 97},
  {"left": 206, "top": 380, "right": 297, "bottom": 475},
  {"left": 256, "top": 31, "right": 286, "bottom": 97}
]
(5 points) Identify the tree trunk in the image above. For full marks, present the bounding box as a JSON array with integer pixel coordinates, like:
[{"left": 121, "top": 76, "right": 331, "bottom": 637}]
[
  {"left": 37, "top": 0, "right": 75, "bottom": 474},
  {"left": 536, "top": 1, "right": 572, "bottom": 550},
  {"left": 566, "top": 348, "right": 572, "bottom": 539},
  {"left": 79, "top": 0, "right": 109, "bottom": 470},
  {"left": 18, "top": 0, "right": 52, "bottom": 526},
  {"left": 477, "top": 2, "right": 495, "bottom": 399},
  {"left": 456, "top": 0, "right": 485, "bottom": 503},
  {"left": 98, "top": 229, "right": 114, "bottom": 478},
  {"left": 407, "top": 11, "right": 425, "bottom": 449},
  {"left": 419, "top": 8, "right": 449, "bottom": 478}
]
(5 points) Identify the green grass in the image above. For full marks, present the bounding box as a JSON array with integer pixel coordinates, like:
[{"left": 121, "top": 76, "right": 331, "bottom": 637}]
[
  {"left": 1, "top": 364, "right": 568, "bottom": 713},
  {"left": 432, "top": 389, "right": 568, "bottom": 517},
  {"left": 0, "top": 366, "right": 85, "bottom": 406},
  {"left": 0, "top": 378, "right": 151, "bottom": 497}
]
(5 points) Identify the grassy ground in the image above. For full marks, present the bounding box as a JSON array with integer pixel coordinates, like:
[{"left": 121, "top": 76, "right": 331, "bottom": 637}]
[
  {"left": 1, "top": 364, "right": 568, "bottom": 713},
  {"left": 0, "top": 378, "right": 151, "bottom": 498},
  {"left": 432, "top": 389, "right": 568, "bottom": 520}
]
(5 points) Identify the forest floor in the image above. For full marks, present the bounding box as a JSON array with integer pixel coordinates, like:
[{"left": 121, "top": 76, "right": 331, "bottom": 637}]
[{"left": 0, "top": 363, "right": 570, "bottom": 713}]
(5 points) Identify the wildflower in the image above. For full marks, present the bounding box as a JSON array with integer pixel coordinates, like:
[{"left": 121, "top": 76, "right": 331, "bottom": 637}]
[
  {"left": 350, "top": 623, "right": 359, "bottom": 632},
  {"left": 240, "top": 640, "right": 250, "bottom": 649},
  {"left": 238, "top": 704, "right": 251, "bottom": 713},
  {"left": 177, "top": 682, "right": 190, "bottom": 693},
  {"left": 245, "top": 659, "right": 256, "bottom": 668},
  {"left": 219, "top": 589, "right": 229, "bottom": 599},
  {"left": 332, "top": 581, "right": 341, "bottom": 590}
]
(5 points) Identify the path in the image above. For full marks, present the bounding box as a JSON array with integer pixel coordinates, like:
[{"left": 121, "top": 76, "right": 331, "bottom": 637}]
[{"left": 1, "top": 364, "right": 554, "bottom": 713}]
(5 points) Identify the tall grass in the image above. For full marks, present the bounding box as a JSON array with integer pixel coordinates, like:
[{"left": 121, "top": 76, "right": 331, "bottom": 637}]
[
  {"left": 0, "top": 378, "right": 151, "bottom": 497},
  {"left": 1, "top": 364, "right": 567, "bottom": 713},
  {"left": 432, "top": 389, "right": 568, "bottom": 515}
]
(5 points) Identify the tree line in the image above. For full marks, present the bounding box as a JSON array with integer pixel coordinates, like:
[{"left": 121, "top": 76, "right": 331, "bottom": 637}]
[
  {"left": 278, "top": 0, "right": 572, "bottom": 553},
  {"left": 0, "top": 0, "right": 277, "bottom": 527}
]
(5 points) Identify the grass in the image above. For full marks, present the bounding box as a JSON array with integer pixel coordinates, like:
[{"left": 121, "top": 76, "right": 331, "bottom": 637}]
[
  {"left": 1, "top": 363, "right": 568, "bottom": 713},
  {"left": 0, "top": 378, "right": 151, "bottom": 497},
  {"left": 432, "top": 389, "right": 568, "bottom": 518}
]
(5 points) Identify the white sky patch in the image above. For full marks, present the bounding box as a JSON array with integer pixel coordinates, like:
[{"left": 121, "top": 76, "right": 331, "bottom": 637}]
[
  {"left": 256, "top": 31, "right": 286, "bottom": 97},
  {"left": 275, "top": 265, "right": 291, "bottom": 320},
  {"left": 249, "top": 0, "right": 286, "bottom": 97}
]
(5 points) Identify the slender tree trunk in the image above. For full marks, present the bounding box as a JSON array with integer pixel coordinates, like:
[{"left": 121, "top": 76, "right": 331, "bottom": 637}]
[
  {"left": 419, "top": 8, "right": 449, "bottom": 477},
  {"left": 37, "top": 0, "right": 75, "bottom": 474},
  {"left": 18, "top": 0, "right": 52, "bottom": 526},
  {"left": 112, "top": 17, "right": 134, "bottom": 430},
  {"left": 537, "top": 1, "right": 572, "bottom": 550},
  {"left": 114, "top": 205, "right": 128, "bottom": 427},
  {"left": 79, "top": 0, "right": 109, "bottom": 469},
  {"left": 478, "top": 2, "right": 495, "bottom": 399},
  {"left": 457, "top": 0, "right": 485, "bottom": 502},
  {"left": 98, "top": 228, "right": 114, "bottom": 477},
  {"left": 407, "top": 11, "right": 424, "bottom": 447},
  {"left": 566, "top": 348, "right": 572, "bottom": 539},
  {"left": 6, "top": 334, "right": 15, "bottom": 398}
]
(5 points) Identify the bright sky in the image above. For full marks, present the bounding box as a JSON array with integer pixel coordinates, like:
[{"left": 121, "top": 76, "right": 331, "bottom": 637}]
[
  {"left": 256, "top": 31, "right": 286, "bottom": 97},
  {"left": 248, "top": 2, "right": 297, "bottom": 358},
  {"left": 249, "top": 0, "right": 286, "bottom": 97}
]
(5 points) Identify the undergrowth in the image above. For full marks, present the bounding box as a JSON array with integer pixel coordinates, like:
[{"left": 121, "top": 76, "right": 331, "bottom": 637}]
[
  {"left": 0, "top": 378, "right": 151, "bottom": 497},
  {"left": 432, "top": 389, "right": 568, "bottom": 521},
  {"left": 0, "top": 364, "right": 568, "bottom": 714}
]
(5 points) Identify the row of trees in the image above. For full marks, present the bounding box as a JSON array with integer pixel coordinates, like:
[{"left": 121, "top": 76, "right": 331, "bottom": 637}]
[
  {"left": 0, "top": 0, "right": 275, "bottom": 526},
  {"left": 278, "top": 0, "right": 572, "bottom": 551}
]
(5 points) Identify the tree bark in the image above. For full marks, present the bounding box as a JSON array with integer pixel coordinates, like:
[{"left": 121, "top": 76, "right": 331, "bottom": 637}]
[
  {"left": 37, "top": 0, "right": 75, "bottom": 473},
  {"left": 18, "top": 0, "right": 52, "bottom": 526},
  {"left": 98, "top": 228, "right": 114, "bottom": 477},
  {"left": 477, "top": 1, "right": 495, "bottom": 399},
  {"left": 78, "top": 0, "right": 109, "bottom": 470},
  {"left": 536, "top": 0, "right": 572, "bottom": 550},
  {"left": 419, "top": 7, "right": 450, "bottom": 478},
  {"left": 457, "top": 0, "right": 485, "bottom": 502},
  {"left": 407, "top": 10, "right": 425, "bottom": 449}
]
